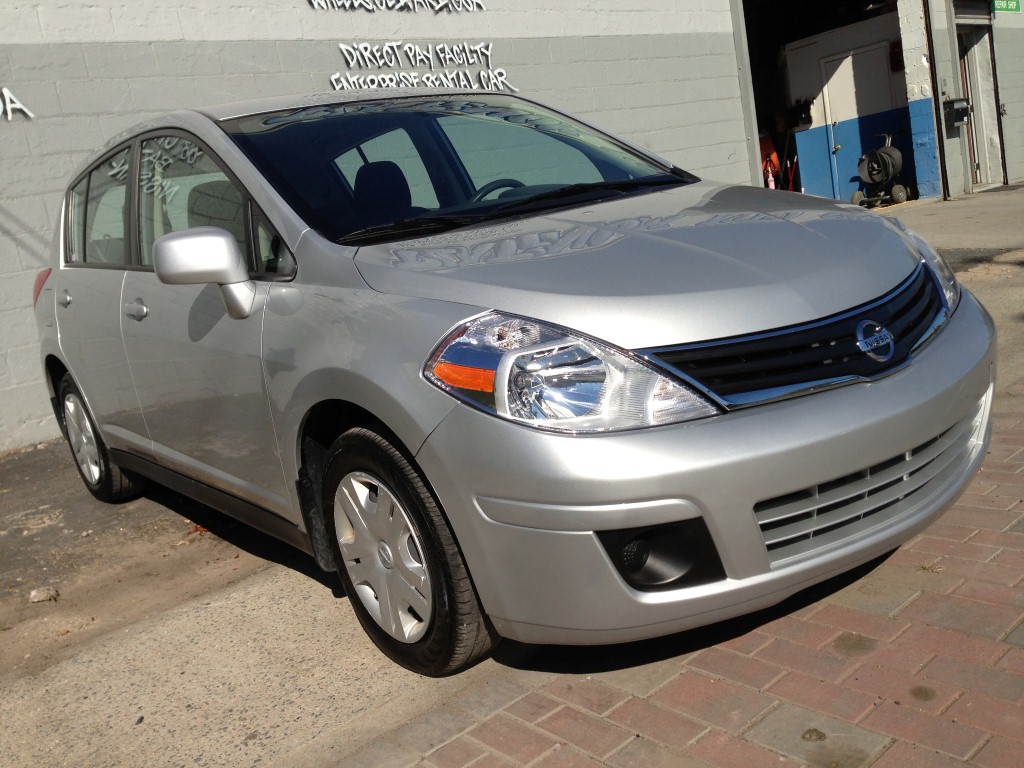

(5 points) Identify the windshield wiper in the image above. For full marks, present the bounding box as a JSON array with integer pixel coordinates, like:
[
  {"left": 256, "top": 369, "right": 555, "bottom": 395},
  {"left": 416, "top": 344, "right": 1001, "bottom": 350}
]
[
  {"left": 490, "top": 174, "right": 690, "bottom": 216},
  {"left": 338, "top": 213, "right": 486, "bottom": 246},
  {"left": 337, "top": 175, "right": 692, "bottom": 246}
]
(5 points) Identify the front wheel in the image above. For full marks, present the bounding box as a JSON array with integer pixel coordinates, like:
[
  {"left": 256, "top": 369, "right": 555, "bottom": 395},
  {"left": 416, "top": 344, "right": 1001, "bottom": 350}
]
[
  {"left": 58, "top": 374, "right": 142, "bottom": 502},
  {"left": 324, "top": 427, "right": 497, "bottom": 676}
]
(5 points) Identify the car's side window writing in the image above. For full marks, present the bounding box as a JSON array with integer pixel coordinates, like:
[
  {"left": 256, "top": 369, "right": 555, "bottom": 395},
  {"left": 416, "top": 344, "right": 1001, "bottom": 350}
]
[
  {"left": 438, "top": 115, "right": 602, "bottom": 190},
  {"left": 335, "top": 128, "right": 440, "bottom": 210},
  {"left": 138, "top": 135, "right": 248, "bottom": 267},
  {"left": 66, "top": 148, "right": 132, "bottom": 266}
]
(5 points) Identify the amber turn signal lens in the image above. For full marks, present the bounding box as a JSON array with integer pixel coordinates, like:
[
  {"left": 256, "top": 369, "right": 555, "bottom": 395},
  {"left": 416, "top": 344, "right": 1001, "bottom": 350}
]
[{"left": 432, "top": 362, "right": 495, "bottom": 393}]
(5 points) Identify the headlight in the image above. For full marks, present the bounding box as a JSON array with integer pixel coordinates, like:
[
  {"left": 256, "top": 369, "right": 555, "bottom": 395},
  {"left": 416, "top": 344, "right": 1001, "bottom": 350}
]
[
  {"left": 892, "top": 220, "right": 960, "bottom": 311},
  {"left": 425, "top": 312, "right": 720, "bottom": 433}
]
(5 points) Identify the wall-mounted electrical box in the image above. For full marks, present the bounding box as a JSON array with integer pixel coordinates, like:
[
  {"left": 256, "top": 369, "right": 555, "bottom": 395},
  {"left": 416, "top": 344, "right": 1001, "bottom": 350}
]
[{"left": 945, "top": 98, "right": 971, "bottom": 127}]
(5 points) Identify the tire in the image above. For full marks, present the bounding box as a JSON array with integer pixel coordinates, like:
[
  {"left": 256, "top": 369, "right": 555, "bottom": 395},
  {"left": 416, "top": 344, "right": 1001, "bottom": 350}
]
[
  {"left": 879, "top": 146, "right": 903, "bottom": 175},
  {"left": 324, "top": 427, "right": 498, "bottom": 676},
  {"left": 851, "top": 191, "right": 865, "bottom": 206},
  {"left": 58, "top": 374, "right": 143, "bottom": 502},
  {"left": 858, "top": 150, "right": 895, "bottom": 185},
  {"left": 890, "top": 184, "right": 909, "bottom": 204}
]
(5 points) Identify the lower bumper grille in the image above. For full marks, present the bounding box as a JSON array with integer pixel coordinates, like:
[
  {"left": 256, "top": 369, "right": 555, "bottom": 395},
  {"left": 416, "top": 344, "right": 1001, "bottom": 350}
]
[{"left": 753, "top": 393, "right": 989, "bottom": 563}]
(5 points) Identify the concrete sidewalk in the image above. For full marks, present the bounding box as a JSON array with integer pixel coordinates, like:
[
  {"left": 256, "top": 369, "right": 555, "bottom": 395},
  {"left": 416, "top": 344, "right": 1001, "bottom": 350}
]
[
  {"left": 329, "top": 191, "right": 1024, "bottom": 768},
  {"left": 877, "top": 185, "right": 1024, "bottom": 253}
]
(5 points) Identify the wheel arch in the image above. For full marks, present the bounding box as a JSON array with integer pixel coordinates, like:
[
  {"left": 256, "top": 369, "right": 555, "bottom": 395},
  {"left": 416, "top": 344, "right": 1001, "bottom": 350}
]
[
  {"left": 279, "top": 360, "right": 458, "bottom": 571},
  {"left": 295, "top": 398, "right": 423, "bottom": 573},
  {"left": 43, "top": 355, "right": 70, "bottom": 430}
]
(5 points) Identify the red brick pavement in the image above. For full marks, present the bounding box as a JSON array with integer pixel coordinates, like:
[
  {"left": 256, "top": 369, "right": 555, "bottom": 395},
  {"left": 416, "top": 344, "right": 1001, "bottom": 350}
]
[{"left": 356, "top": 406, "right": 1024, "bottom": 768}]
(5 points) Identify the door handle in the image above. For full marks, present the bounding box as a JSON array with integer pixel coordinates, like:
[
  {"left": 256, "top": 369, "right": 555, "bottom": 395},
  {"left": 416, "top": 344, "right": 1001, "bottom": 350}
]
[
  {"left": 58, "top": 290, "right": 72, "bottom": 308},
  {"left": 833, "top": 144, "right": 842, "bottom": 153},
  {"left": 124, "top": 298, "right": 149, "bottom": 321}
]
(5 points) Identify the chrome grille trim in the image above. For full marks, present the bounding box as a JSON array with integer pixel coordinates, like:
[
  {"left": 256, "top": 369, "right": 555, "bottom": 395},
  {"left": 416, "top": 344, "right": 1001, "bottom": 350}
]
[
  {"left": 753, "top": 394, "right": 988, "bottom": 563},
  {"left": 644, "top": 263, "right": 947, "bottom": 409}
]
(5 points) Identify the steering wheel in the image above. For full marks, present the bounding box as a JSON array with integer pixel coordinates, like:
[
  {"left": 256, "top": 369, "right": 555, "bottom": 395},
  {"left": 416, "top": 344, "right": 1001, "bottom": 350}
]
[{"left": 470, "top": 178, "right": 525, "bottom": 202}]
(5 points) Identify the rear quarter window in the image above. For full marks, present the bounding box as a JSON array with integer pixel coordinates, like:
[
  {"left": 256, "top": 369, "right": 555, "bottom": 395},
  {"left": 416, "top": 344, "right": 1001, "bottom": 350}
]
[{"left": 66, "top": 148, "right": 132, "bottom": 266}]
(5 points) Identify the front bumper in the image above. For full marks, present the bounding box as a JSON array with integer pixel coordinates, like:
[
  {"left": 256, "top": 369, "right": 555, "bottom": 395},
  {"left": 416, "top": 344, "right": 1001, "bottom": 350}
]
[{"left": 414, "top": 290, "right": 996, "bottom": 644}]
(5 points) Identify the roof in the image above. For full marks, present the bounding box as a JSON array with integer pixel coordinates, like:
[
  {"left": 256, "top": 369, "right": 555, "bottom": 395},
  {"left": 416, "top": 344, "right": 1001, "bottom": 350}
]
[{"left": 197, "top": 87, "right": 480, "bottom": 121}]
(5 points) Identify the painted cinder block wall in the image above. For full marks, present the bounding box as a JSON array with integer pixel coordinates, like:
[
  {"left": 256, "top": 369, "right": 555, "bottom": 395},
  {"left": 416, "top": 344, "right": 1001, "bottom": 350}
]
[
  {"left": 0, "top": 0, "right": 757, "bottom": 453},
  {"left": 896, "top": 0, "right": 943, "bottom": 198}
]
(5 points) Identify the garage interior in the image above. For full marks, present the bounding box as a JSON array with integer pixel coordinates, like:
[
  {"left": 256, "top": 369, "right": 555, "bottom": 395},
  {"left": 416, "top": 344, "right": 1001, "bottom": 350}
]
[
  {"left": 742, "top": 0, "right": 1009, "bottom": 201},
  {"left": 741, "top": 0, "right": 907, "bottom": 199}
]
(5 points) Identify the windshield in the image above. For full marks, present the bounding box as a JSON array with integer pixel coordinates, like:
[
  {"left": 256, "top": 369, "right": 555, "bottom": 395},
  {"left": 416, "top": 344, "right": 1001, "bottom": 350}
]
[{"left": 221, "top": 95, "right": 697, "bottom": 245}]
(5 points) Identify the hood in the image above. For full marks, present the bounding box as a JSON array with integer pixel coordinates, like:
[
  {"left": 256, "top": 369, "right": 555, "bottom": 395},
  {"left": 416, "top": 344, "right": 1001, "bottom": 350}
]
[{"left": 353, "top": 182, "right": 921, "bottom": 350}]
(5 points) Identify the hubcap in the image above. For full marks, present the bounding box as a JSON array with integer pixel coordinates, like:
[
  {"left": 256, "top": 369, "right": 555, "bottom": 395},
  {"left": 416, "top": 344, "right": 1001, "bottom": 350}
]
[
  {"left": 63, "top": 393, "right": 101, "bottom": 485},
  {"left": 334, "top": 471, "right": 432, "bottom": 643},
  {"left": 377, "top": 541, "right": 394, "bottom": 569}
]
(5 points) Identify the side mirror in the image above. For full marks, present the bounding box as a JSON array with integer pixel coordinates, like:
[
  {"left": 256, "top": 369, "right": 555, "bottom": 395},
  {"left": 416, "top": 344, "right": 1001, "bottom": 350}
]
[{"left": 153, "top": 227, "right": 256, "bottom": 319}]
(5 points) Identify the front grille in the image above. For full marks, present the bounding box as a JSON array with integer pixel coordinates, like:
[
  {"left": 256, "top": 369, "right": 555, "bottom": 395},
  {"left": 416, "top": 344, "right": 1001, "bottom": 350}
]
[
  {"left": 648, "top": 264, "right": 945, "bottom": 406},
  {"left": 753, "top": 395, "right": 988, "bottom": 563}
]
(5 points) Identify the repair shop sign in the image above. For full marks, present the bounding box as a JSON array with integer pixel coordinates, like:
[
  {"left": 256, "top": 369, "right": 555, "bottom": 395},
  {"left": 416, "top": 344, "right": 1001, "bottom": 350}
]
[{"left": 994, "top": 0, "right": 1020, "bottom": 12}]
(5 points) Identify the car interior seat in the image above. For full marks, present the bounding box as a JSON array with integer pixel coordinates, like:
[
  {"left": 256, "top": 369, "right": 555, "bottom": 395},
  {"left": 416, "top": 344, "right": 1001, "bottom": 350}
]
[{"left": 353, "top": 160, "right": 413, "bottom": 228}]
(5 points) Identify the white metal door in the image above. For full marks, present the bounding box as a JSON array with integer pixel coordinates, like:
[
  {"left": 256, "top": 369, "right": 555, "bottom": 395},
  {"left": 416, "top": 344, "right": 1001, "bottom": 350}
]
[
  {"left": 958, "top": 25, "right": 1004, "bottom": 187},
  {"left": 821, "top": 44, "right": 895, "bottom": 199}
]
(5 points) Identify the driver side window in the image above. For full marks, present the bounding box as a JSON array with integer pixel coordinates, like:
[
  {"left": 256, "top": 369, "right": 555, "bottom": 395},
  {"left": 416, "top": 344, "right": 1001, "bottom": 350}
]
[
  {"left": 438, "top": 115, "right": 602, "bottom": 190},
  {"left": 138, "top": 135, "right": 247, "bottom": 266}
]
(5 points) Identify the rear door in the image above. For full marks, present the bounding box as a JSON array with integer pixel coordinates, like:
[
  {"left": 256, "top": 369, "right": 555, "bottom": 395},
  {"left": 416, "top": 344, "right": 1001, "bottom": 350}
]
[
  {"left": 54, "top": 146, "right": 149, "bottom": 454},
  {"left": 120, "top": 132, "right": 293, "bottom": 518}
]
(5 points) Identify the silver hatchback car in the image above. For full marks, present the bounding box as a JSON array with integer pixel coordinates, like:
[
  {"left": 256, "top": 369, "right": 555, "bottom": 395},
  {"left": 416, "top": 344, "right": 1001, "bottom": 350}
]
[{"left": 34, "top": 91, "right": 995, "bottom": 676}]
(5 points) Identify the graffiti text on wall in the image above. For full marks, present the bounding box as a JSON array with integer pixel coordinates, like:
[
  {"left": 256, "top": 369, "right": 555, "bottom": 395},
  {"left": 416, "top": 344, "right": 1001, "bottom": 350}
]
[
  {"left": 331, "top": 40, "right": 516, "bottom": 92},
  {"left": 309, "top": 0, "right": 485, "bottom": 12},
  {"left": 1, "top": 87, "right": 34, "bottom": 121}
]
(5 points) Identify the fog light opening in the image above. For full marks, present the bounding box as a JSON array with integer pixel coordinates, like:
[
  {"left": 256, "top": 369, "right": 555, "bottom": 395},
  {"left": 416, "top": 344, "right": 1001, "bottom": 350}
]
[
  {"left": 600, "top": 520, "right": 725, "bottom": 591},
  {"left": 620, "top": 530, "right": 695, "bottom": 587}
]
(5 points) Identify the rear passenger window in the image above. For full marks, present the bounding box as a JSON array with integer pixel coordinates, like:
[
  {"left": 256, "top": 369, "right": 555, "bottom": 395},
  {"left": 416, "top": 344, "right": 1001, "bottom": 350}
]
[
  {"left": 138, "top": 135, "right": 248, "bottom": 266},
  {"left": 66, "top": 148, "right": 132, "bottom": 266}
]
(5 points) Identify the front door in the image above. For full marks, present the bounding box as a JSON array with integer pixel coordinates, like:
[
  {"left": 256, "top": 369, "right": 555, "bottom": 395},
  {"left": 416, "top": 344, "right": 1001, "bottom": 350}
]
[{"left": 120, "top": 133, "right": 292, "bottom": 518}]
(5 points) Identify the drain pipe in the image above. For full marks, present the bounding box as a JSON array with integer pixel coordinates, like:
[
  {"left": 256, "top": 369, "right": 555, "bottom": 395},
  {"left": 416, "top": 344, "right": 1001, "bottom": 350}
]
[{"left": 921, "top": 0, "right": 951, "bottom": 199}]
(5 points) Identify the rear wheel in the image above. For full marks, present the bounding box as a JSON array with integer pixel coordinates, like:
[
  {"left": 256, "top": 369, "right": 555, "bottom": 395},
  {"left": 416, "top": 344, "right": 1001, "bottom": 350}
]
[
  {"left": 58, "top": 374, "right": 142, "bottom": 502},
  {"left": 890, "top": 184, "right": 909, "bottom": 204},
  {"left": 324, "top": 427, "right": 497, "bottom": 676}
]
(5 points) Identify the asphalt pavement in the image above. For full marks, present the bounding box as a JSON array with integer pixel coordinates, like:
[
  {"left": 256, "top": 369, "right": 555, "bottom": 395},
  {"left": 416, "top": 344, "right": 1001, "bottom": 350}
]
[{"left": 0, "top": 188, "right": 1021, "bottom": 768}]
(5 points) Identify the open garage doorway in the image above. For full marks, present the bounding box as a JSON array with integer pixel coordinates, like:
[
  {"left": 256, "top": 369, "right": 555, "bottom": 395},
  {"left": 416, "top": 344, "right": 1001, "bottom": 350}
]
[
  {"left": 740, "top": 0, "right": 925, "bottom": 203},
  {"left": 955, "top": 2, "right": 1009, "bottom": 190}
]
